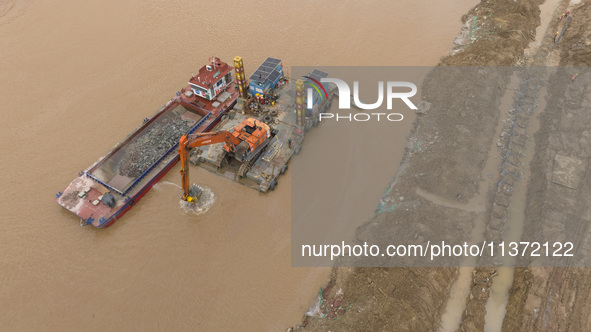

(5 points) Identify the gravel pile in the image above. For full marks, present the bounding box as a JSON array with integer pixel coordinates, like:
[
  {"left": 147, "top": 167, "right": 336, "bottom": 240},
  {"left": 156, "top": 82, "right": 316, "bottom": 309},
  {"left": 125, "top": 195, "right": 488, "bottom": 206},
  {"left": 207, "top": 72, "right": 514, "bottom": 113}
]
[{"left": 119, "top": 118, "right": 191, "bottom": 178}]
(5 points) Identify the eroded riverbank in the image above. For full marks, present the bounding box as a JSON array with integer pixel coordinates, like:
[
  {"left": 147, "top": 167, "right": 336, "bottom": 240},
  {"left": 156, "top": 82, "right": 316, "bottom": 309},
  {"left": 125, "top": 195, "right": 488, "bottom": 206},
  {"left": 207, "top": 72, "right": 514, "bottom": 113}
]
[{"left": 293, "top": 0, "right": 591, "bottom": 330}]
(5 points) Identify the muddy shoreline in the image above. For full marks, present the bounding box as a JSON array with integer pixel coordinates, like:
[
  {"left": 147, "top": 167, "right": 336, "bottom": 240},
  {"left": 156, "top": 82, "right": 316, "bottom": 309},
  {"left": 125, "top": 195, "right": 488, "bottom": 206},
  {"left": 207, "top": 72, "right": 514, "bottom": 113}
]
[{"left": 293, "top": 0, "right": 591, "bottom": 330}]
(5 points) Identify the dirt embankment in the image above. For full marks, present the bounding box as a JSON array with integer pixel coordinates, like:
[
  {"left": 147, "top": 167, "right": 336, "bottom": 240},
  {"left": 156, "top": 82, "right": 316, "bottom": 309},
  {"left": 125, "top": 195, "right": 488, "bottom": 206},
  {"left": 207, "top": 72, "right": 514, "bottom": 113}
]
[
  {"left": 503, "top": 1, "right": 591, "bottom": 331},
  {"left": 292, "top": 0, "right": 544, "bottom": 330}
]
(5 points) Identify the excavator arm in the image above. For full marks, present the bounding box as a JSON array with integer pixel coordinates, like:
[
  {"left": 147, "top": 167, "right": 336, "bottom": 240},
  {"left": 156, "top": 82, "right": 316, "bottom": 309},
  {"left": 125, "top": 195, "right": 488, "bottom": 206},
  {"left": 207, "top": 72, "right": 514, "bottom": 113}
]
[
  {"left": 178, "top": 131, "right": 242, "bottom": 202},
  {"left": 178, "top": 117, "right": 273, "bottom": 203}
]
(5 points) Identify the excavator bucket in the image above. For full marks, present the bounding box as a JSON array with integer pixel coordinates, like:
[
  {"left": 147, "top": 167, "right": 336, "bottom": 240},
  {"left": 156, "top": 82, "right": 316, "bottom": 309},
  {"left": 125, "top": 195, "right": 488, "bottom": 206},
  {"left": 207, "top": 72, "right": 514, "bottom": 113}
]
[{"left": 185, "top": 185, "right": 203, "bottom": 203}]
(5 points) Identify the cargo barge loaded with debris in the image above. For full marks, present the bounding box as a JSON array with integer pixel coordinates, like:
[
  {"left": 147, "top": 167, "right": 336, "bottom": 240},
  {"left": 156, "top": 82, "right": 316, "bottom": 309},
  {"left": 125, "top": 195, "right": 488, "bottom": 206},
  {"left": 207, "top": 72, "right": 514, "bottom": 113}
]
[
  {"left": 56, "top": 55, "right": 334, "bottom": 228},
  {"left": 56, "top": 57, "right": 240, "bottom": 227}
]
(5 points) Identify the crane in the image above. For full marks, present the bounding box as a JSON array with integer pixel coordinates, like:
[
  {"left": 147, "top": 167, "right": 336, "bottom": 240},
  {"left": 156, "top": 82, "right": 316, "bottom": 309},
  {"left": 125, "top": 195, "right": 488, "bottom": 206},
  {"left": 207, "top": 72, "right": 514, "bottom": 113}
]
[{"left": 178, "top": 118, "right": 274, "bottom": 202}]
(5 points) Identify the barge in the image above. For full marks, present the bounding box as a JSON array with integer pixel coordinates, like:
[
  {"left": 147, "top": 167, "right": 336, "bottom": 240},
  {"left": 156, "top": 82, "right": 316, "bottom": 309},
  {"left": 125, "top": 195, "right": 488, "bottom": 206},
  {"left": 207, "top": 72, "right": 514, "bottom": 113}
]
[
  {"left": 189, "top": 62, "right": 335, "bottom": 193},
  {"left": 56, "top": 57, "right": 239, "bottom": 228}
]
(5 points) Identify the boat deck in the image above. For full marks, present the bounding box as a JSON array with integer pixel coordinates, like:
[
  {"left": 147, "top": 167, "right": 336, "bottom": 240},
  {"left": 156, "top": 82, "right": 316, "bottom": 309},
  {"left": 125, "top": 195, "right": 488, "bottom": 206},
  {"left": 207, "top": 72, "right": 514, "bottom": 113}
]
[{"left": 189, "top": 81, "right": 304, "bottom": 192}]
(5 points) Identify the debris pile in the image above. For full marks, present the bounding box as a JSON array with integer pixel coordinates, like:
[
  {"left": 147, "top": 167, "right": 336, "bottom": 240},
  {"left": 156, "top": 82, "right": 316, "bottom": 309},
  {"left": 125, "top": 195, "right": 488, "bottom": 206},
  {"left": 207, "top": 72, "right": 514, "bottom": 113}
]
[
  {"left": 305, "top": 279, "right": 349, "bottom": 321},
  {"left": 120, "top": 118, "right": 191, "bottom": 178}
]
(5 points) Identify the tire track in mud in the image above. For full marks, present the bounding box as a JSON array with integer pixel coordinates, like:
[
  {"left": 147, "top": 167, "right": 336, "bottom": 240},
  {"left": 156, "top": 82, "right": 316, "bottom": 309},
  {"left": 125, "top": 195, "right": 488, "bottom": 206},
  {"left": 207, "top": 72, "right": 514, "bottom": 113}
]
[
  {"left": 460, "top": 67, "right": 546, "bottom": 332},
  {"left": 502, "top": 1, "right": 591, "bottom": 330},
  {"left": 455, "top": 0, "right": 573, "bottom": 330}
]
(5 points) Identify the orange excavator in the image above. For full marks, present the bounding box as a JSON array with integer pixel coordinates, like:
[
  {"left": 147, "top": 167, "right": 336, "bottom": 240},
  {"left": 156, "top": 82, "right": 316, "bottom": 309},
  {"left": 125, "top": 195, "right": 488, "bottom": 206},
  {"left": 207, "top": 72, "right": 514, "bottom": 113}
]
[{"left": 178, "top": 118, "right": 275, "bottom": 202}]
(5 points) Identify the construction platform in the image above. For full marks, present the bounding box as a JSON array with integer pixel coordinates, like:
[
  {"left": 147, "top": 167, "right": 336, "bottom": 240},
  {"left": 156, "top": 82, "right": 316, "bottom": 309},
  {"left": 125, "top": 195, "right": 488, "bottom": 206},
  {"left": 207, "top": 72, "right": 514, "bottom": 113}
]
[{"left": 189, "top": 75, "right": 334, "bottom": 192}]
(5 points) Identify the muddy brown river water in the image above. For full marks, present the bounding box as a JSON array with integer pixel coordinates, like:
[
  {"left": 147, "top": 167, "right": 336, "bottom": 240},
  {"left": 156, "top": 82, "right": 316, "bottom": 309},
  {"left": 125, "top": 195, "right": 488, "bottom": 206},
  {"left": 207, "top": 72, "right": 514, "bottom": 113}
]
[{"left": 1, "top": 0, "right": 476, "bottom": 330}]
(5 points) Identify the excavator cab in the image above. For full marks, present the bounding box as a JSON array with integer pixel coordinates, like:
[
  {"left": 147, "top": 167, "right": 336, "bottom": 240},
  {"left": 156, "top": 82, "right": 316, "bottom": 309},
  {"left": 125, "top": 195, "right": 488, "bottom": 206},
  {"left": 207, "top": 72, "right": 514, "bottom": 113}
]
[
  {"left": 242, "top": 122, "right": 258, "bottom": 135},
  {"left": 222, "top": 118, "right": 272, "bottom": 161}
]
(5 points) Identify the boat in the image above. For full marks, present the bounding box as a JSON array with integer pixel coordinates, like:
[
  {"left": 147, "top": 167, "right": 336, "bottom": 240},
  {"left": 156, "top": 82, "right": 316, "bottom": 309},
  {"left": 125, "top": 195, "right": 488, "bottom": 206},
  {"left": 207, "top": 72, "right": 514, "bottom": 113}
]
[{"left": 56, "top": 56, "right": 239, "bottom": 228}]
